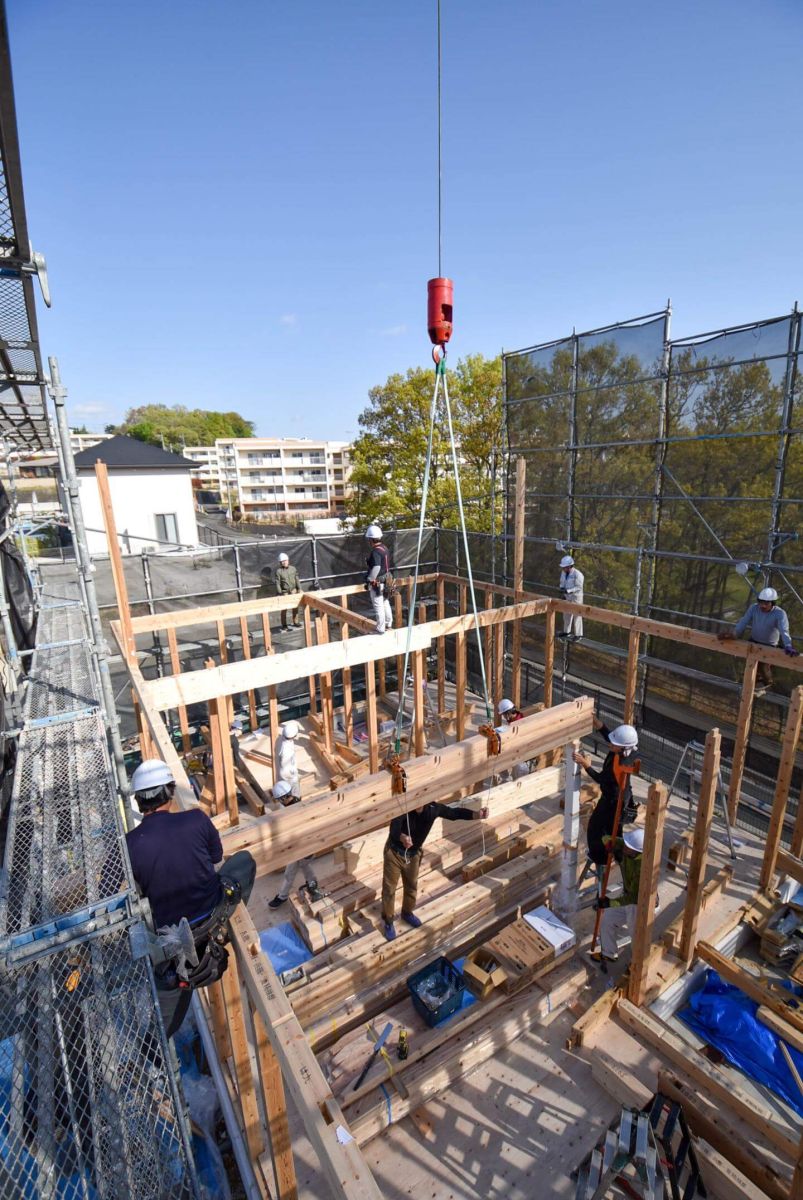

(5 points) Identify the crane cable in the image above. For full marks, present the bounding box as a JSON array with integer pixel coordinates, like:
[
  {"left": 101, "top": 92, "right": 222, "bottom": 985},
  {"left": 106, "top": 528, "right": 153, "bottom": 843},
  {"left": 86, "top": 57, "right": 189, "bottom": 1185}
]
[{"left": 392, "top": 0, "right": 493, "bottom": 756}]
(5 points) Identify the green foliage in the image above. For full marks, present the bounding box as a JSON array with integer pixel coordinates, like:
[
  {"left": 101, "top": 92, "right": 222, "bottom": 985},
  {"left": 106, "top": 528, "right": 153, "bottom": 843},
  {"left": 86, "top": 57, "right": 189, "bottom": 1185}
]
[
  {"left": 346, "top": 354, "right": 505, "bottom": 532},
  {"left": 118, "top": 404, "right": 255, "bottom": 449}
]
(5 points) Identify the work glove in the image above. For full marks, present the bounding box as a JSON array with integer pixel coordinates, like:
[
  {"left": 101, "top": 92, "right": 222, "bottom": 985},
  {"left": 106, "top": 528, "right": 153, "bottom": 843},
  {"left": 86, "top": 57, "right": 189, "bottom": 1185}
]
[
  {"left": 785, "top": 646, "right": 800, "bottom": 657},
  {"left": 594, "top": 897, "right": 610, "bottom": 910}
]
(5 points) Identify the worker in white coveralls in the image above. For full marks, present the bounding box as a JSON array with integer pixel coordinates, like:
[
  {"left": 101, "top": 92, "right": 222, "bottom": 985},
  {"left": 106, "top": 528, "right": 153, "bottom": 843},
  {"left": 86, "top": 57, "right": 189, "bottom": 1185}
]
[
  {"left": 717, "top": 586, "right": 798, "bottom": 695},
  {"left": 556, "top": 554, "right": 584, "bottom": 642},
  {"left": 268, "top": 779, "right": 323, "bottom": 908},
  {"left": 275, "top": 719, "right": 300, "bottom": 792},
  {"left": 364, "top": 524, "right": 394, "bottom": 634}
]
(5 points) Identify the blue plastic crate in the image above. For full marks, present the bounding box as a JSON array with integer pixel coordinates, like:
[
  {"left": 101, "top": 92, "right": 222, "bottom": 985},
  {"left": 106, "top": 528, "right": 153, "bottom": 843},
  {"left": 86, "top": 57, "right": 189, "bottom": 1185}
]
[{"left": 407, "top": 956, "right": 467, "bottom": 1028}]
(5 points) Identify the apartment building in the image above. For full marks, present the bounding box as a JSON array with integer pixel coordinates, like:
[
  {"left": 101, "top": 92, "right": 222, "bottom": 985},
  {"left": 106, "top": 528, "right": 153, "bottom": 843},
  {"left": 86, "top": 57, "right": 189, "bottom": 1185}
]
[
  {"left": 70, "top": 430, "right": 114, "bottom": 455},
  {"left": 185, "top": 438, "right": 352, "bottom": 519}
]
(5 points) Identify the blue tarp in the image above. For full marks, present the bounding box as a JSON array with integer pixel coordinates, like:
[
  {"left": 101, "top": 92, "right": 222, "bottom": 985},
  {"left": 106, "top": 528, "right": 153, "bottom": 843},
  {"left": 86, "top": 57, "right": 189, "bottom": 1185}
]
[
  {"left": 259, "top": 921, "right": 314, "bottom": 973},
  {"left": 679, "top": 968, "right": 803, "bottom": 1117}
]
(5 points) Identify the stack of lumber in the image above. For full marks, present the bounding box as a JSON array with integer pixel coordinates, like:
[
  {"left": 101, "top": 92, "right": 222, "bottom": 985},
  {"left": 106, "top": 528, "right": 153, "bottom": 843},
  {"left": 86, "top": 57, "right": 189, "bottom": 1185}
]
[
  {"left": 481, "top": 917, "right": 556, "bottom": 993},
  {"left": 292, "top": 811, "right": 570, "bottom": 1051}
]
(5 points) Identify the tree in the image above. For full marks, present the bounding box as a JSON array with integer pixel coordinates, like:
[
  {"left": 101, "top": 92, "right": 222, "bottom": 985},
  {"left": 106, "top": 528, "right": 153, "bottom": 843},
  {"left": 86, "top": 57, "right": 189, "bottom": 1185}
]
[
  {"left": 346, "top": 354, "right": 504, "bottom": 533},
  {"left": 118, "top": 404, "right": 255, "bottom": 448}
]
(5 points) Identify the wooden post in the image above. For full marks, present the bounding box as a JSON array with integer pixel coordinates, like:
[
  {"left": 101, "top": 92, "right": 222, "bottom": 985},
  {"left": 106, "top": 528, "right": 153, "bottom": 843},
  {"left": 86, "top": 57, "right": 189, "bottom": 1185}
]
[
  {"left": 166, "top": 628, "right": 191, "bottom": 754},
  {"left": 217, "top": 620, "right": 229, "bottom": 664},
  {"left": 377, "top": 656, "right": 386, "bottom": 699},
  {"left": 340, "top": 596, "right": 354, "bottom": 747},
  {"left": 205, "top": 660, "right": 224, "bottom": 816},
  {"left": 543, "top": 605, "right": 555, "bottom": 708},
  {"left": 727, "top": 657, "right": 758, "bottom": 823},
  {"left": 206, "top": 980, "right": 232, "bottom": 1064},
  {"left": 213, "top": 691, "right": 239, "bottom": 826},
  {"left": 94, "top": 460, "right": 136, "bottom": 663},
  {"left": 678, "top": 729, "right": 722, "bottom": 964},
  {"left": 511, "top": 456, "right": 526, "bottom": 708},
  {"left": 133, "top": 696, "right": 155, "bottom": 759},
  {"left": 220, "top": 962, "right": 265, "bottom": 1164},
  {"left": 456, "top": 583, "right": 468, "bottom": 739},
  {"left": 303, "top": 606, "right": 317, "bottom": 715},
  {"left": 493, "top": 620, "right": 505, "bottom": 719},
  {"left": 623, "top": 628, "right": 640, "bottom": 726},
  {"left": 412, "top": 649, "right": 426, "bottom": 756},
  {"left": 792, "top": 778, "right": 803, "bottom": 859},
  {"left": 261, "top": 615, "right": 280, "bottom": 789},
  {"left": 436, "top": 576, "right": 446, "bottom": 714},
  {"left": 250, "top": 1001, "right": 298, "bottom": 1200},
  {"left": 239, "top": 617, "right": 258, "bottom": 730},
  {"left": 315, "top": 614, "right": 334, "bottom": 753},
  {"left": 394, "top": 592, "right": 404, "bottom": 693},
  {"left": 760, "top": 685, "right": 803, "bottom": 890},
  {"left": 627, "top": 780, "right": 668, "bottom": 1005},
  {"left": 365, "top": 661, "right": 379, "bottom": 773},
  {"left": 483, "top": 589, "right": 494, "bottom": 698}
]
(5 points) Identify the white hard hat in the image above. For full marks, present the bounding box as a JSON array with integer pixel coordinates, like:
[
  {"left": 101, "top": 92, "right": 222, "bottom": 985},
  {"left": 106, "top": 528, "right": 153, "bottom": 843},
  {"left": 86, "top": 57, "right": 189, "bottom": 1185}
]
[
  {"left": 498, "top": 698, "right": 515, "bottom": 715},
  {"left": 560, "top": 555, "right": 574, "bottom": 568},
  {"left": 623, "top": 827, "right": 645, "bottom": 853},
  {"left": 278, "top": 552, "right": 289, "bottom": 564},
  {"left": 608, "top": 724, "right": 638, "bottom": 750},
  {"left": 282, "top": 720, "right": 299, "bottom": 739},
  {"left": 130, "top": 758, "right": 174, "bottom": 795},
  {"left": 758, "top": 587, "right": 778, "bottom": 602},
  {"left": 366, "top": 524, "right": 382, "bottom": 540},
  {"left": 272, "top": 779, "right": 293, "bottom": 799}
]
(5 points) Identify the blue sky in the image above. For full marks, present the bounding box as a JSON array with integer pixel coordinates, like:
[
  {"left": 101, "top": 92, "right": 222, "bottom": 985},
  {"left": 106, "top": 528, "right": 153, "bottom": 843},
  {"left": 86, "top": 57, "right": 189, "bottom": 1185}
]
[{"left": 7, "top": 1, "right": 802, "bottom": 440}]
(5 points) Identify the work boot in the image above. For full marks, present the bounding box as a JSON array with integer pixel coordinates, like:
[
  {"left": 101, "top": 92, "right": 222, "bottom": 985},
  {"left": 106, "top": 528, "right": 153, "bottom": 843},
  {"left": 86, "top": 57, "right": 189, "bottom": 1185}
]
[
  {"left": 588, "top": 949, "right": 618, "bottom": 965},
  {"left": 268, "top": 894, "right": 287, "bottom": 909},
  {"left": 556, "top": 631, "right": 569, "bottom": 640},
  {"left": 401, "top": 911, "right": 422, "bottom": 928},
  {"left": 293, "top": 620, "right": 302, "bottom": 628},
  {"left": 302, "top": 881, "right": 323, "bottom": 903},
  {"left": 382, "top": 921, "right": 396, "bottom": 941}
]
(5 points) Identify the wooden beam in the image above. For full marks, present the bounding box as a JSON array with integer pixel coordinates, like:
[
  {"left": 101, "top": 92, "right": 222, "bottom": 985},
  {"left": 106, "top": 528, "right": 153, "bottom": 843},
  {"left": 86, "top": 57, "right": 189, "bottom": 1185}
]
[
  {"left": 412, "top": 649, "right": 426, "bottom": 756},
  {"left": 302, "top": 593, "right": 376, "bottom": 636},
  {"left": 657, "top": 1071, "right": 791, "bottom": 1200},
  {"left": 627, "top": 780, "right": 667, "bottom": 1005},
  {"left": 436, "top": 576, "right": 446, "bottom": 713},
  {"left": 128, "top": 582, "right": 375, "bottom": 635},
  {"left": 758, "top": 1004, "right": 803, "bottom": 1057},
  {"left": 218, "top": 698, "right": 594, "bottom": 868},
  {"left": 543, "top": 605, "right": 555, "bottom": 708},
  {"left": 239, "top": 617, "right": 258, "bottom": 731},
  {"left": 249, "top": 999, "right": 298, "bottom": 1200},
  {"left": 623, "top": 628, "right": 640, "bottom": 726},
  {"left": 511, "top": 456, "right": 526, "bottom": 709},
  {"left": 777, "top": 848, "right": 803, "bottom": 887},
  {"left": 230, "top": 907, "right": 384, "bottom": 1200},
  {"left": 220, "top": 961, "right": 265, "bottom": 1165},
  {"left": 216, "top": 620, "right": 229, "bottom": 664},
  {"left": 551, "top": 595, "right": 803, "bottom": 673},
  {"left": 617, "top": 998, "right": 797, "bottom": 1161},
  {"left": 315, "top": 614, "right": 335, "bottom": 753},
  {"left": 94, "top": 460, "right": 136, "bottom": 663},
  {"left": 365, "top": 660, "right": 379, "bottom": 774},
  {"left": 261, "top": 614, "right": 279, "bottom": 788},
  {"left": 727, "top": 658, "right": 758, "bottom": 823},
  {"left": 760, "top": 685, "right": 803, "bottom": 890},
  {"left": 678, "top": 728, "right": 722, "bottom": 964},
  {"left": 166, "top": 627, "right": 191, "bottom": 754},
  {"left": 697, "top": 941, "right": 803, "bottom": 1035},
  {"left": 340, "top": 596, "right": 354, "bottom": 747},
  {"left": 302, "top": 606, "right": 317, "bottom": 716},
  {"left": 216, "top": 693, "right": 239, "bottom": 826}
]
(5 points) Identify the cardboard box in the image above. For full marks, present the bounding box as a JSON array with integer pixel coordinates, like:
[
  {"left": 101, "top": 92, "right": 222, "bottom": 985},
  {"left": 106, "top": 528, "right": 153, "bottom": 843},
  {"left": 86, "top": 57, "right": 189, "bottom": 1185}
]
[
  {"left": 463, "top": 947, "right": 508, "bottom": 1000},
  {"left": 523, "top": 905, "right": 576, "bottom": 954}
]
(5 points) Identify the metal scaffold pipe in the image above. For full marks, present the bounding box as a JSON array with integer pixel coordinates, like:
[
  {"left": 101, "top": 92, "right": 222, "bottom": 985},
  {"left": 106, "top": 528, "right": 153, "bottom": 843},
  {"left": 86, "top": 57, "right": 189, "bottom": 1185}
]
[{"left": 47, "top": 355, "right": 133, "bottom": 822}]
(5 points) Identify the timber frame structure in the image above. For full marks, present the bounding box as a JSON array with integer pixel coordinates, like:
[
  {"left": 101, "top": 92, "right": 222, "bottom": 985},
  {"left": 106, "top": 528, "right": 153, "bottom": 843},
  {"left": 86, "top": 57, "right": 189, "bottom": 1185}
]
[{"left": 109, "top": 528, "right": 801, "bottom": 1200}]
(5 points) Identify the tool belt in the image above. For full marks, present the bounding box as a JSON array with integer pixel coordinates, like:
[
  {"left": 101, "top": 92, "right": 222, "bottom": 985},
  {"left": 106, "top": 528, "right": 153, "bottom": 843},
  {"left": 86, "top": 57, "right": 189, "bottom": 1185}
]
[{"left": 158, "top": 876, "right": 242, "bottom": 994}]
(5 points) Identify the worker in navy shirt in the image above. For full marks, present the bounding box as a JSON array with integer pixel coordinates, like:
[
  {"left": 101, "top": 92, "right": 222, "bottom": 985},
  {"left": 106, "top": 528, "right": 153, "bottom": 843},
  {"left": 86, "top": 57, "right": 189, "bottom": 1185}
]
[
  {"left": 381, "top": 800, "right": 488, "bottom": 940},
  {"left": 126, "top": 759, "right": 256, "bottom": 1034}
]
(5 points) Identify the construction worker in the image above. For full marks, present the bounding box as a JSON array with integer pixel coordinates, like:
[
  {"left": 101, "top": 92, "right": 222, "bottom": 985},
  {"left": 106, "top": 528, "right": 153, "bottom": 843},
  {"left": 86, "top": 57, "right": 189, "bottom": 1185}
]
[
  {"left": 126, "top": 759, "right": 256, "bottom": 1034},
  {"left": 275, "top": 551, "right": 302, "bottom": 632},
  {"left": 591, "top": 826, "right": 645, "bottom": 963},
  {"left": 556, "top": 554, "right": 584, "bottom": 641},
  {"left": 497, "top": 698, "right": 530, "bottom": 779},
  {"left": 276, "top": 719, "right": 300, "bottom": 792},
  {"left": 268, "top": 779, "right": 323, "bottom": 908},
  {"left": 573, "top": 718, "right": 639, "bottom": 871},
  {"left": 717, "top": 587, "right": 798, "bottom": 695},
  {"left": 381, "top": 800, "right": 489, "bottom": 940},
  {"left": 365, "top": 524, "right": 394, "bottom": 634}
]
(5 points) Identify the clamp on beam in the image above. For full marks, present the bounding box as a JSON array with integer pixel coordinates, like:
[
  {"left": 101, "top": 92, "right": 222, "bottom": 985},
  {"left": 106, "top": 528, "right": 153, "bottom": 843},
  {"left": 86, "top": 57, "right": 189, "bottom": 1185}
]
[
  {"left": 384, "top": 753, "right": 407, "bottom": 795},
  {"left": 478, "top": 724, "right": 502, "bottom": 757}
]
